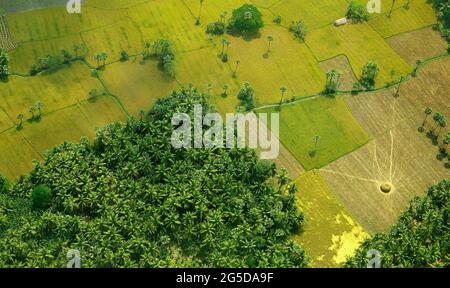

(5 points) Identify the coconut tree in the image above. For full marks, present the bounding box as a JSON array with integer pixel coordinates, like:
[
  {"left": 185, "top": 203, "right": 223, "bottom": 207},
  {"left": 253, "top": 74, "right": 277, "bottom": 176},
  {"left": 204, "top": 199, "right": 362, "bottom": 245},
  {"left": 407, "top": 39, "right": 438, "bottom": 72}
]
[
  {"left": 73, "top": 44, "right": 82, "bottom": 59},
  {"left": 196, "top": 0, "right": 205, "bottom": 25},
  {"left": 388, "top": 0, "right": 397, "bottom": 17},
  {"left": 279, "top": 86, "right": 287, "bottom": 105},
  {"left": 100, "top": 52, "right": 108, "bottom": 67},
  {"left": 222, "top": 84, "right": 229, "bottom": 96},
  {"left": 139, "top": 110, "right": 146, "bottom": 121},
  {"left": 422, "top": 107, "right": 432, "bottom": 128},
  {"left": 206, "top": 83, "right": 213, "bottom": 95},
  {"left": 432, "top": 112, "right": 444, "bottom": 132},
  {"left": 267, "top": 35, "right": 274, "bottom": 55},
  {"left": 443, "top": 131, "right": 450, "bottom": 152},
  {"left": 94, "top": 53, "right": 101, "bottom": 68},
  {"left": 225, "top": 39, "right": 231, "bottom": 54},
  {"left": 220, "top": 11, "right": 227, "bottom": 24},
  {"left": 16, "top": 113, "right": 24, "bottom": 128},
  {"left": 29, "top": 105, "right": 36, "bottom": 120},
  {"left": 233, "top": 59, "right": 240, "bottom": 78},
  {"left": 436, "top": 117, "right": 447, "bottom": 138},
  {"left": 145, "top": 41, "right": 151, "bottom": 55},
  {"left": 220, "top": 38, "right": 227, "bottom": 56},
  {"left": 313, "top": 135, "right": 321, "bottom": 150},
  {"left": 35, "top": 101, "right": 44, "bottom": 117}
]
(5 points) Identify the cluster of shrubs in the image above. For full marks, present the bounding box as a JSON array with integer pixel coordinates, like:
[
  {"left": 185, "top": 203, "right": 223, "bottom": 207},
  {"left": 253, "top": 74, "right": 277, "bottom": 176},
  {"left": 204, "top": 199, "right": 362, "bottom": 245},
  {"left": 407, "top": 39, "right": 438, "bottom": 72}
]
[{"left": 29, "top": 48, "right": 79, "bottom": 76}]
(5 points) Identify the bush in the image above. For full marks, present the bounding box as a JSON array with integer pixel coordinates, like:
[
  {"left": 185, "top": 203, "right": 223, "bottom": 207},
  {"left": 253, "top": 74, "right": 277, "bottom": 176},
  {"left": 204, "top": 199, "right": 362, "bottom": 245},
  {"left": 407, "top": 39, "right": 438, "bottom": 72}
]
[
  {"left": 120, "top": 50, "right": 129, "bottom": 61},
  {"left": 346, "top": 0, "right": 370, "bottom": 23},
  {"left": 289, "top": 20, "right": 308, "bottom": 41},
  {"left": 228, "top": 4, "right": 264, "bottom": 35},
  {"left": 206, "top": 21, "right": 225, "bottom": 35},
  {"left": 273, "top": 15, "right": 282, "bottom": 25},
  {"left": 31, "top": 185, "right": 52, "bottom": 210}
]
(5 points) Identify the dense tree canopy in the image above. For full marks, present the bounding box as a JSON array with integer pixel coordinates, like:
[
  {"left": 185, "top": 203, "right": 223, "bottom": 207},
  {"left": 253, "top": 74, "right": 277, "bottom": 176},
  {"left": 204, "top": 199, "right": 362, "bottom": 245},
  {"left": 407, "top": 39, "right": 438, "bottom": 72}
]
[
  {"left": 0, "top": 48, "right": 9, "bottom": 79},
  {"left": 346, "top": 179, "right": 450, "bottom": 268},
  {"left": 228, "top": 4, "right": 264, "bottom": 35},
  {"left": 429, "top": 0, "right": 450, "bottom": 36},
  {"left": 346, "top": 0, "right": 370, "bottom": 23},
  {"left": 0, "top": 88, "right": 307, "bottom": 268}
]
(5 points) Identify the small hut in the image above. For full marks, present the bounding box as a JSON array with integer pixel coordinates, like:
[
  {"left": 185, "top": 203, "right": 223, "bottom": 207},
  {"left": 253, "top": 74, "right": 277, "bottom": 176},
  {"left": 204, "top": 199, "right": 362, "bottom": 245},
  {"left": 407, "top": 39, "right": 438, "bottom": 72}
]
[{"left": 334, "top": 17, "right": 348, "bottom": 27}]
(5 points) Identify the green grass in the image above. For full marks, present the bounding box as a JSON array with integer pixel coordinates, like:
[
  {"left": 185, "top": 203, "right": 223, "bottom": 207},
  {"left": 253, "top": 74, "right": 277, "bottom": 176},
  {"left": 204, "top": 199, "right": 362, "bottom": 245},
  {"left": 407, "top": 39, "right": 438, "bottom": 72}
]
[
  {"left": 291, "top": 170, "right": 369, "bottom": 267},
  {"left": 260, "top": 96, "right": 369, "bottom": 170}
]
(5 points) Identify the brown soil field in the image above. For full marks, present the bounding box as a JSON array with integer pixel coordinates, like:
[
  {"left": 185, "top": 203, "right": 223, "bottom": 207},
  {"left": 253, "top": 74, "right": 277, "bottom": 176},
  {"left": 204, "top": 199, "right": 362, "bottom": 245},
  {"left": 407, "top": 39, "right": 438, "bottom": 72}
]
[
  {"left": 320, "top": 57, "right": 450, "bottom": 232},
  {"left": 319, "top": 55, "right": 357, "bottom": 91},
  {"left": 0, "top": 15, "right": 17, "bottom": 51},
  {"left": 386, "top": 27, "right": 448, "bottom": 66}
]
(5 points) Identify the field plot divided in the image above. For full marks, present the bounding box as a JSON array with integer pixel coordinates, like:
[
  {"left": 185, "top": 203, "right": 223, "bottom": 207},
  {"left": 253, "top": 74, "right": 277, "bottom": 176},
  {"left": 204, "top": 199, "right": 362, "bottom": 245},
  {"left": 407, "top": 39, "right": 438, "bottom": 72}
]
[
  {"left": 307, "top": 23, "right": 412, "bottom": 88},
  {"left": 260, "top": 96, "right": 369, "bottom": 170},
  {"left": 100, "top": 58, "right": 179, "bottom": 116}
]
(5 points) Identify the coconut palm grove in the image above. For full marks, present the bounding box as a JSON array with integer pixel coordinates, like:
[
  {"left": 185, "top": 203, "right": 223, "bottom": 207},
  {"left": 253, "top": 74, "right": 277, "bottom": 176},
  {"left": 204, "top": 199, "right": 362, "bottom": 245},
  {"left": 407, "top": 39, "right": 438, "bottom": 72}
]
[{"left": 0, "top": 0, "right": 448, "bottom": 269}]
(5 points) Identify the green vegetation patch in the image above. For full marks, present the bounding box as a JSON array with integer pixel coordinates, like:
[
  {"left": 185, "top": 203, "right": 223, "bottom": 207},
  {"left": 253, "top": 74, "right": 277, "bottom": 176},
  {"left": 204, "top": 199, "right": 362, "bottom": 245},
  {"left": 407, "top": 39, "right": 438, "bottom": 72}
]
[
  {"left": 260, "top": 96, "right": 369, "bottom": 170},
  {"left": 0, "top": 89, "right": 308, "bottom": 268}
]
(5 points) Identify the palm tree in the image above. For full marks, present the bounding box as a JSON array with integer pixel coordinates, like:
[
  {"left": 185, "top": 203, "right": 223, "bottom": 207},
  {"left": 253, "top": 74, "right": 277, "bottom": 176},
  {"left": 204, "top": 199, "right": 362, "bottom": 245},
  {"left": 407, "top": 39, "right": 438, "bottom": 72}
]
[
  {"left": 220, "top": 11, "right": 227, "bottom": 24},
  {"left": 422, "top": 107, "right": 432, "bottom": 128},
  {"left": 267, "top": 35, "right": 274, "bottom": 54},
  {"left": 196, "top": 0, "right": 205, "bottom": 25},
  {"left": 225, "top": 39, "right": 231, "bottom": 54},
  {"left": 17, "top": 113, "right": 24, "bottom": 128},
  {"left": 436, "top": 117, "right": 447, "bottom": 138},
  {"left": 94, "top": 54, "right": 101, "bottom": 68},
  {"left": 100, "top": 52, "right": 108, "bottom": 67},
  {"left": 279, "top": 86, "right": 287, "bottom": 105},
  {"left": 443, "top": 131, "right": 450, "bottom": 152},
  {"left": 139, "top": 110, "right": 146, "bottom": 121},
  {"left": 388, "top": 0, "right": 396, "bottom": 17},
  {"left": 29, "top": 105, "right": 36, "bottom": 120},
  {"left": 432, "top": 112, "right": 443, "bottom": 132},
  {"left": 314, "top": 135, "right": 321, "bottom": 150},
  {"left": 206, "top": 83, "right": 213, "bottom": 95},
  {"left": 73, "top": 44, "right": 81, "bottom": 59},
  {"left": 145, "top": 41, "right": 151, "bottom": 54},
  {"left": 35, "top": 101, "right": 43, "bottom": 117},
  {"left": 233, "top": 59, "right": 240, "bottom": 77},
  {"left": 222, "top": 84, "right": 229, "bottom": 96}
]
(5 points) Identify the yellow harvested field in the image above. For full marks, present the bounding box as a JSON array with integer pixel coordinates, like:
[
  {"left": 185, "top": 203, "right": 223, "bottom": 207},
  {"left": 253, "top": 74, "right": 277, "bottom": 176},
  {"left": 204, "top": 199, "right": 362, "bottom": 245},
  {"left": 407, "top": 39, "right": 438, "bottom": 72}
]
[
  {"left": 307, "top": 23, "right": 412, "bottom": 88},
  {"left": 291, "top": 170, "right": 369, "bottom": 267},
  {"left": 0, "top": 129, "right": 41, "bottom": 180},
  {"left": 100, "top": 57, "right": 178, "bottom": 116},
  {"left": 0, "top": 62, "right": 103, "bottom": 119}
]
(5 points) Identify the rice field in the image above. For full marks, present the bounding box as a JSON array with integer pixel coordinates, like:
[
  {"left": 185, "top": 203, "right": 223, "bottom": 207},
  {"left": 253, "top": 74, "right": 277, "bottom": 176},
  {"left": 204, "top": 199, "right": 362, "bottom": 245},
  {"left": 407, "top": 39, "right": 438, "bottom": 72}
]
[{"left": 0, "top": 0, "right": 448, "bottom": 267}]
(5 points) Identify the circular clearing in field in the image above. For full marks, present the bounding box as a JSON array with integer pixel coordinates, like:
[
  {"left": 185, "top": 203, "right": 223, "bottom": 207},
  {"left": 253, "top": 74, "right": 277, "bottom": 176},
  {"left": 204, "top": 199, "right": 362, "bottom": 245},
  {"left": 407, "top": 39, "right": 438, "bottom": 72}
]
[{"left": 380, "top": 182, "right": 392, "bottom": 193}]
